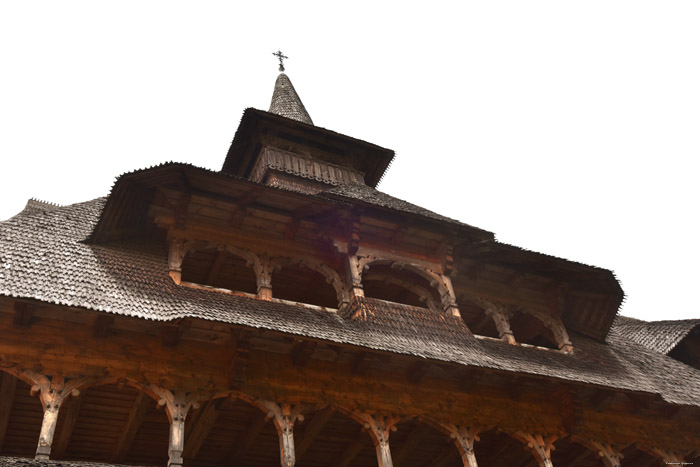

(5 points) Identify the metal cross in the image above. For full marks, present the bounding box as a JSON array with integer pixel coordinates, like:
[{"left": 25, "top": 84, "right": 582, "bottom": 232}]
[{"left": 272, "top": 50, "right": 288, "bottom": 72}]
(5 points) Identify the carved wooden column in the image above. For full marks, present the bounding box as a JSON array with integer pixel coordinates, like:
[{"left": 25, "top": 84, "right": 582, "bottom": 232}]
[
  {"left": 358, "top": 414, "right": 398, "bottom": 467},
  {"left": 345, "top": 254, "right": 365, "bottom": 300},
  {"left": 168, "top": 238, "right": 188, "bottom": 284},
  {"left": 479, "top": 300, "right": 516, "bottom": 344},
  {"left": 253, "top": 254, "right": 274, "bottom": 300},
  {"left": 524, "top": 307, "right": 574, "bottom": 354},
  {"left": 514, "top": 432, "right": 556, "bottom": 467},
  {"left": 261, "top": 401, "right": 304, "bottom": 467},
  {"left": 168, "top": 238, "right": 200, "bottom": 285},
  {"left": 580, "top": 439, "right": 623, "bottom": 467},
  {"left": 446, "top": 425, "right": 480, "bottom": 467},
  {"left": 438, "top": 273, "right": 461, "bottom": 318},
  {"left": 28, "top": 374, "right": 84, "bottom": 460},
  {"left": 150, "top": 387, "right": 200, "bottom": 467}
]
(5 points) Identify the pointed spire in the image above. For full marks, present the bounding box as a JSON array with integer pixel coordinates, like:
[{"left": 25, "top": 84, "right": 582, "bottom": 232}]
[
  {"left": 268, "top": 73, "right": 314, "bottom": 125},
  {"left": 267, "top": 51, "right": 313, "bottom": 125}
]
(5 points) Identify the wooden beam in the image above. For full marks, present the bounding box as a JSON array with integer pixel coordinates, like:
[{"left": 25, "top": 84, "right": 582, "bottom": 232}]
[
  {"left": 295, "top": 407, "right": 334, "bottom": 460},
  {"left": 111, "top": 390, "right": 151, "bottom": 463},
  {"left": 334, "top": 428, "right": 370, "bottom": 467},
  {"left": 52, "top": 390, "right": 85, "bottom": 459},
  {"left": 406, "top": 362, "right": 429, "bottom": 384},
  {"left": 183, "top": 399, "right": 220, "bottom": 459},
  {"left": 162, "top": 320, "right": 190, "bottom": 348},
  {"left": 205, "top": 250, "right": 228, "bottom": 284},
  {"left": 290, "top": 340, "right": 318, "bottom": 367},
  {"left": 92, "top": 314, "right": 115, "bottom": 338},
  {"left": 13, "top": 301, "right": 32, "bottom": 328},
  {"left": 227, "top": 331, "right": 251, "bottom": 390},
  {"left": 229, "top": 190, "right": 260, "bottom": 228},
  {"left": 0, "top": 372, "right": 17, "bottom": 450},
  {"left": 352, "top": 352, "right": 374, "bottom": 375},
  {"left": 223, "top": 410, "right": 268, "bottom": 466}
]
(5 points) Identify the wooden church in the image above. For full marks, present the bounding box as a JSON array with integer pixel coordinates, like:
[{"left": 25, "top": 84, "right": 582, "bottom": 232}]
[{"left": 0, "top": 57, "right": 699, "bottom": 467}]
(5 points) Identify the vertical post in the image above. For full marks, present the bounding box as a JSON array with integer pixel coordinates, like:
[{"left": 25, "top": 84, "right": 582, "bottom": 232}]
[
  {"left": 360, "top": 414, "right": 397, "bottom": 467},
  {"left": 261, "top": 401, "right": 303, "bottom": 467},
  {"left": 514, "top": 432, "right": 556, "bottom": 467},
  {"left": 581, "top": 439, "right": 622, "bottom": 467},
  {"left": 150, "top": 386, "right": 199, "bottom": 467},
  {"left": 447, "top": 425, "right": 480, "bottom": 467},
  {"left": 29, "top": 375, "right": 83, "bottom": 461},
  {"left": 254, "top": 254, "right": 273, "bottom": 300},
  {"left": 480, "top": 300, "right": 517, "bottom": 345},
  {"left": 35, "top": 401, "right": 60, "bottom": 460},
  {"left": 168, "top": 238, "right": 187, "bottom": 284},
  {"left": 345, "top": 254, "right": 365, "bottom": 300},
  {"left": 165, "top": 390, "right": 190, "bottom": 467},
  {"left": 439, "top": 274, "right": 461, "bottom": 318}
]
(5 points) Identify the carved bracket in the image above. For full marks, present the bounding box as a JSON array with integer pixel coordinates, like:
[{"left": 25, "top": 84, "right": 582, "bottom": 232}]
[
  {"left": 148, "top": 386, "right": 203, "bottom": 467},
  {"left": 24, "top": 372, "right": 89, "bottom": 460},
  {"left": 475, "top": 298, "right": 517, "bottom": 344},
  {"left": 522, "top": 307, "right": 574, "bottom": 353},
  {"left": 355, "top": 413, "right": 399, "bottom": 467},
  {"left": 446, "top": 424, "right": 480, "bottom": 467},
  {"left": 260, "top": 401, "right": 305, "bottom": 467},
  {"left": 513, "top": 432, "right": 557, "bottom": 467},
  {"left": 578, "top": 439, "right": 623, "bottom": 467}
]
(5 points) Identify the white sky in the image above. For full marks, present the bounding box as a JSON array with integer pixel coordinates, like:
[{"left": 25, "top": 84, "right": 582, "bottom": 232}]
[{"left": 1, "top": 1, "right": 698, "bottom": 321}]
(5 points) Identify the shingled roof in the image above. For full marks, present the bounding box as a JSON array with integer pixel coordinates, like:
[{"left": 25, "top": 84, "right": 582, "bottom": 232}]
[
  {"left": 268, "top": 73, "right": 313, "bottom": 125},
  {"left": 2, "top": 199, "right": 699, "bottom": 407},
  {"left": 609, "top": 315, "right": 700, "bottom": 354}
]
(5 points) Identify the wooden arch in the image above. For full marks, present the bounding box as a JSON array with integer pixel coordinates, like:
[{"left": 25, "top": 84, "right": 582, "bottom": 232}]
[
  {"left": 271, "top": 257, "right": 350, "bottom": 308},
  {"left": 358, "top": 258, "right": 459, "bottom": 315}
]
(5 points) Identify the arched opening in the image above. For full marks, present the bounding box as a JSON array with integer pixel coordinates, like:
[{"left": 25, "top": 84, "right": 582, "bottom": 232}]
[
  {"left": 551, "top": 437, "right": 606, "bottom": 466},
  {"left": 475, "top": 429, "right": 538, "bottom": 467},
  {"left": 55, "top": 383, "right": 168, "bottom": 466},
  {"left": 181, "top": 247, "right": 257, "bottom": 294},
  {"left": 456, "top": 296, "right": 500, "bottom": 339},
  {"left": 182, "top": 396, "right": 279, "bottom": 467},
  {"left": 620, "top": 445, "right": 664, "bottom": 467},
  {"left": 362, "top": 263, "right": 443, "bottom": 311},
  {"left": 509, "top": 309, "right": 560, "bottom": 350},
  {"left": 390, "top": 418, "right": 462, "bottom": 467},
  {"left": 294, "top": 407, "right": 376, "bottom": 467},
  {"left": 272, "top": 262, "right": 340, "bottom": 308},
  {"left": 0, "top": 371, "right": 43, "bottom": 457}
]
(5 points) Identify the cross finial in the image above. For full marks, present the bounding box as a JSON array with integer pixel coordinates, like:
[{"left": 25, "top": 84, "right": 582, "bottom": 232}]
[{"left": 272, "top": 50, "right": 288, "bottom": 72}]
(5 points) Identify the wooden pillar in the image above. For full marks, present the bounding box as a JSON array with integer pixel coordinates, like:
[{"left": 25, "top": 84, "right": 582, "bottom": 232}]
[
  {"left": 168, "top": 238, "right": 188, "bottom": 284},
  {"left": 481, "top": 300, "right": 517, "bottom": 345},
  {"left": 166, "top": 391, "right": 188, "bottom": 467},
  {"left": 514, "top": 432, "right": 557, "bottom": 467},
  {"left": 151, "top": 386, "right": 199, "bottom": 467},
  {"left": 580, "top": 439, "right": 623, "bottom": 467},
  {"left": 345, "top": 254, "right": 365, "bottom": 300},
  {"left": 360, "top": 414, "right": 398, "bottom": 467},
  {"left": 261, "top": 401, "right": 303, "bottom": 467},
  {"left": 28, "top": 374, "right": 83, "bottom": 461},
  {"left": 446, "top": 425, "right": 480, "bottom": 467},
  {"left": 253, "top": 254, "right": 273, "bottom": 300},
  {"left": 437, "top": 274, "right": 461, "bottom": 318}
]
